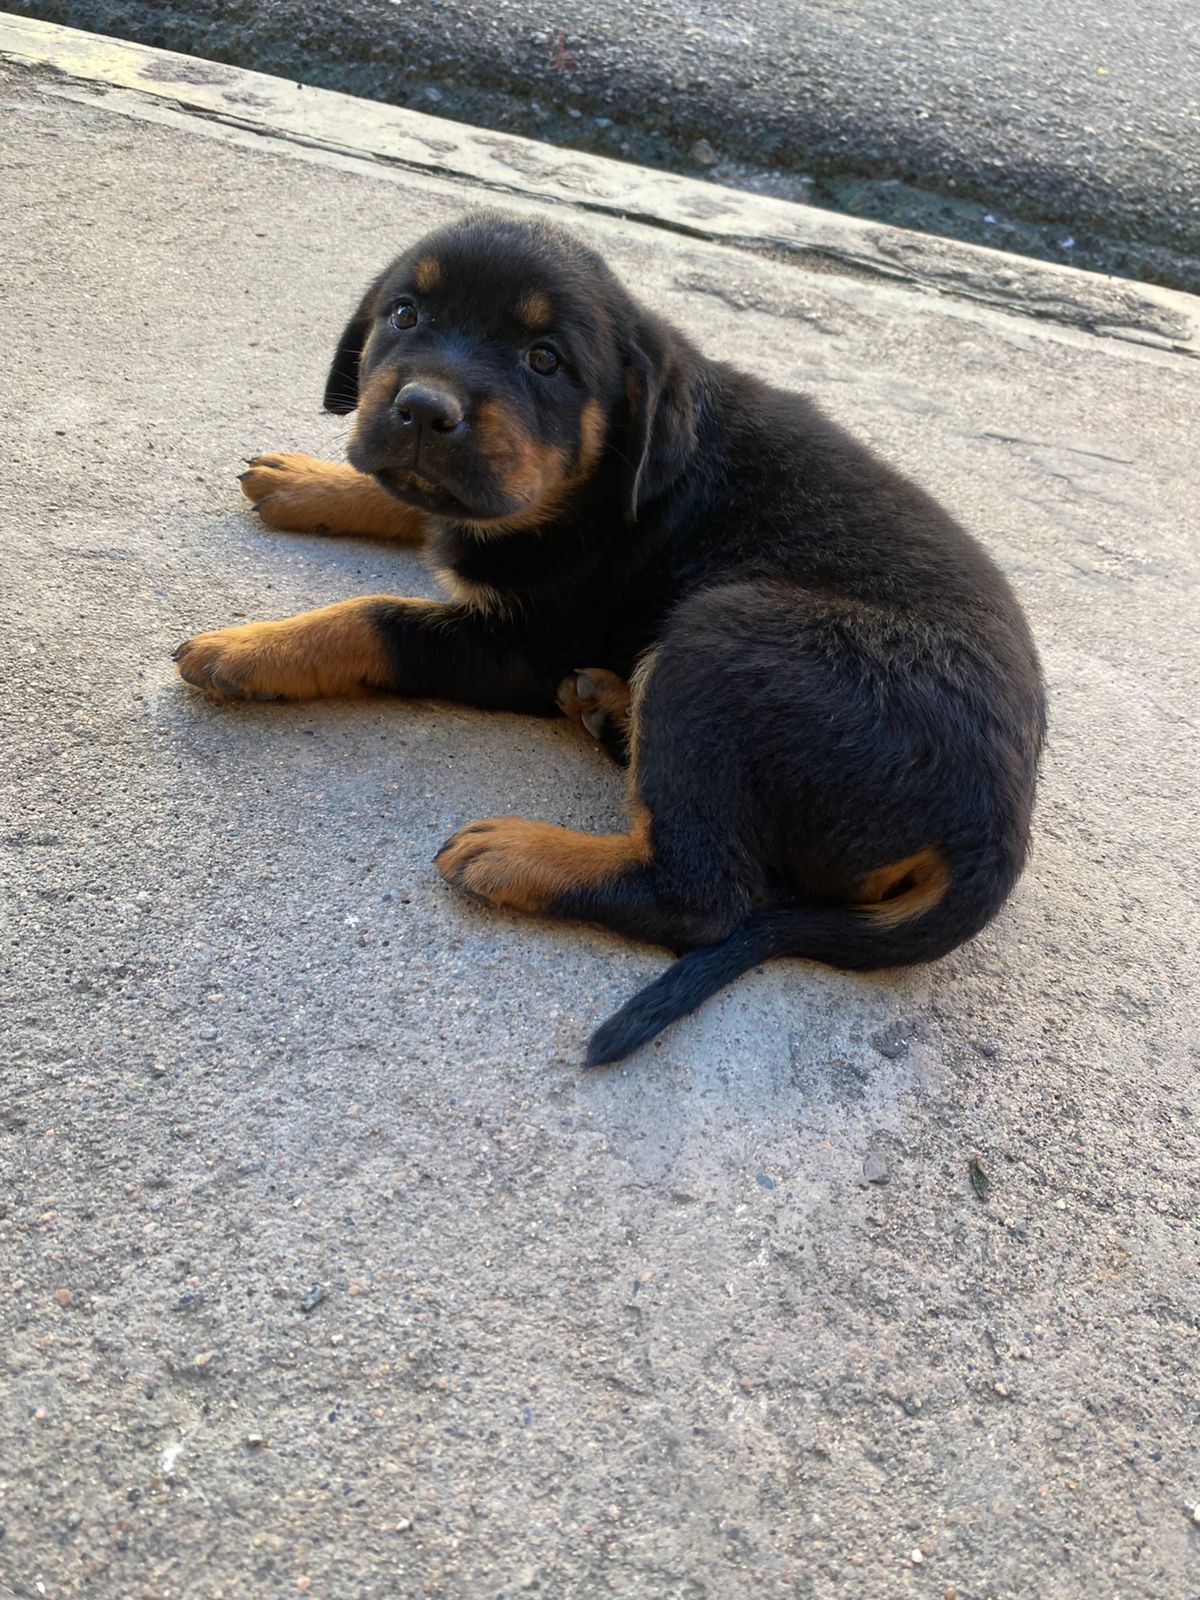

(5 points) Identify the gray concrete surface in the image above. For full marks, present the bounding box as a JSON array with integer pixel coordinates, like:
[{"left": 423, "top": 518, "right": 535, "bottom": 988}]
[
  {"left": 2, "top": 36, "right": 1200, "bottom": 1600},
  {"left": 9, "top": 0, "right": 1200, "bottom": 294}
]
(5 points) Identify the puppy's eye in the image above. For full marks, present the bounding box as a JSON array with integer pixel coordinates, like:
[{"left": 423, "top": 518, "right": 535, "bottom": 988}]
[
  {"left": 389, "top": 300, "right": 418, "bottom": 331},
  {"left": 525, "top": 345, "right": 560, "bottom": 377}
]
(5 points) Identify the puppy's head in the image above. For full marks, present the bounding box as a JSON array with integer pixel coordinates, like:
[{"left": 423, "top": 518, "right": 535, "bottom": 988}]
[{"left": 326, "top": 212, "right": 698, "bottom": 527}]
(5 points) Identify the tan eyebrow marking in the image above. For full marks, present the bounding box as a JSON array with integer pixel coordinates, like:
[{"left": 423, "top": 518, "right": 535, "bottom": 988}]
[
  {"left": 412, "top": 256, "right": 440, "bottom": 292},
  {"left": 517, "top": 290, "right": 554, "bottom": 330}
]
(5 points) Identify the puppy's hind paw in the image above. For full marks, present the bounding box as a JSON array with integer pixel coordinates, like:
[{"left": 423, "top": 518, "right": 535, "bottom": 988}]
[{"left": 556, "top": 667, "right": 631, "bottom": 743}]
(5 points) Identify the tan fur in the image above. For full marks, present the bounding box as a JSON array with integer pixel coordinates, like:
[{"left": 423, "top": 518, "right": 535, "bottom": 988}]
[
  {"left": 474, "top": 396, "right": 567, "bottom": 509},
  {"left": 431, "top": 564, "right": 514, "bottom": 620},
  {"left": 517, "top": 290, "right": 554, "bottom": 330},
  {"left": 412, "top": 255, "right": 440, "bottom": 292},
  {"left": 557, "top": 668, "right": 632, "bottom": 734},
  {"left": 175, "top": 596, "right": 436, "bottom": 701},
  {"left": 577, "top": 399, "right": 606, "bottom": 475},
  {"left": 239, "top": 454, "right": 426, "bottom": 541},
  {"left": 854, "top": 846, "right": 951, "bottom": 927},
  {"left": 436, "top": 806, "right": 652, "bottom": 913}
]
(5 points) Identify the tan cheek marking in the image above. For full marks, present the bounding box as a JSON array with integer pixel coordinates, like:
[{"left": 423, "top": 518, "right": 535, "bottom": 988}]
[
  {"left": 517, "top": 290, "right": 554, "bottom": 329},
  {"left": 854, "top": 845, "right": 951, "bottom": 928},
  {"left": 436, "top": 805, "right": 652, "bottom": 914},
  {"left": 507, "top": 439, "right": 569, "bottom": 503},
  {"left": 475, "top": 397, "right": 568, "bottom": 507},
  {"left": 577, "top": 398, "right": 606, "bottom": 474},
  {"left": 348, "top": 365, "right": 402, "bottom": 450},
  {"left": 412, "top": 256, "right": 440, "bottom": 292}
]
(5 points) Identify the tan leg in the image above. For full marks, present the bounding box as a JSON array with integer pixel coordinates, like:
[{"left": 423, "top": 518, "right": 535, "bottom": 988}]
[
  {"left": 435, "top": 809, "right": 652, "bottom": 914},
  {"left": 175, "top": 596, "right": 432, "bottom": 700},
  {"left": 238, "top": 454, "right": 425, "bottom": 541}
]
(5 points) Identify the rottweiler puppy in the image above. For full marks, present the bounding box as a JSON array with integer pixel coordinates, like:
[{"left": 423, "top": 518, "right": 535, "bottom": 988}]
[{"left": 176, "top": 212, "right": 1045, "bottom": 1066}]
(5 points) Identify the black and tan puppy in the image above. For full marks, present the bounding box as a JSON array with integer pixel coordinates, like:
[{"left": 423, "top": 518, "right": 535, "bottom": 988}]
[{"left": 176, "top": 212, "right": 1045, "bottom": 1066}]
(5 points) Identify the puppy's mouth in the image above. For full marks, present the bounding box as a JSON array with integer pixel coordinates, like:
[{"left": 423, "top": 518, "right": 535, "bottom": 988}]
[{"left": 372, "top": 464, "right": 531, "bottom": 526}]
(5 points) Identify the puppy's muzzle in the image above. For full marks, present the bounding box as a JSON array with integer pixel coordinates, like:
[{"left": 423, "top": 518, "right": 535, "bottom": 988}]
[{"left": 393, "top": 381, "right": 466, "bottom": 438}]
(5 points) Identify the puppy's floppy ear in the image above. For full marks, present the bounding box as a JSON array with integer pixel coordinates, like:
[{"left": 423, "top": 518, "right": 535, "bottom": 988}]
[
  {"left": 621, "top": 313, "right": 701, "bottom": 520},
  {"left": 323, "top": 271, "right": 387, "bottom": 415}
]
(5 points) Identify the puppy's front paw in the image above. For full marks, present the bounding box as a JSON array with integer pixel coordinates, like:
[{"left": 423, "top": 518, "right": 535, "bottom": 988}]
[
  {"left": 174, "top": 598, "right": 395, "bottom": 702},
  {"left": 238, "top": 453, "right": 342, "bottom": 533},
  {"left": 174, "top": 621, "right": 294, "bottom": 700},
  {"left": 237, "top": 454, "right": 425, "bottom": 541}
]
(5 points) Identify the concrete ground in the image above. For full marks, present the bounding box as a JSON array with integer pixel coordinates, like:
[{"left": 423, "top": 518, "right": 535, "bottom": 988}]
[
  {"left": 2, "top": 28, "right": 1199, "bottom": 1600},
  {"left": 10, "top": 0, "right": 1200, "bottom": 292}
]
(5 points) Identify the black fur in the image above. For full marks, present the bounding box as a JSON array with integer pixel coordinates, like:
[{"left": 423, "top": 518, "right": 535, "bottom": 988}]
[{"left": 277, "top": 213, "right": 1048, "bottom": 1062}]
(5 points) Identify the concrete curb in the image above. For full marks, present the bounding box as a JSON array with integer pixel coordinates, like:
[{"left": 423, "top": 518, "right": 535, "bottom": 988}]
[{"left": 3, "top": 12, "right": 1198, "bottom": 360}]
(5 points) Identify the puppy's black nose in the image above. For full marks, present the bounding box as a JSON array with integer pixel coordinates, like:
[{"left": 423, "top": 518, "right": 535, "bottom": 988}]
[{"left": 394, "top": 382, "right": 465, "bottom": 435}]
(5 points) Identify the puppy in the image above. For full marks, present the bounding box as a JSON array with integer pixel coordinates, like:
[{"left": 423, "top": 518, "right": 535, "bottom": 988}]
[{"left": 176, "top": 212, "right": 1045, "bottom": 1065}]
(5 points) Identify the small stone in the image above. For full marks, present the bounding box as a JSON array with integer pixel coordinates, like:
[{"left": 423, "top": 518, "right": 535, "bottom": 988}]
[
  {"left": 53, "top": 1288, "right": 72, "bottom": 1308},
  {"left": 994, "top": 1381, "right": 1010, "bottom": 1398},
  {"left": 397, "top": 1518, "right": 413, "bottom": 1532},
  {"left": 199, "top": 1026, "right": 217, "bottom": 1042},
  {"left": 518, "top": 1567, "right": 538, "bottom": 1589},
  {"left": 911, "top": 1548, "right": 924, "bottom": 1563},
  {"left": 863, "top": 1153, "right": 889, "bottom": 1185},
  {"left": 66, "top": 1511, "right": 82, "bottom": 1529},
  {"left": 300, "top": 1285, "right": 326, "bottom": 1314},
  {"left": 692, "top": 138, "right": 719, "bottom": 165},
  {"left": 1192, "top": 1504, "right": 1200, "bottom": 1525},
  {"left": 194, "top": 1351, "right": 215, "bottom": 1369},
  {"left": 870, "top": 1021, "right": 911, "bottom": 1060},
  {"left": 754, "top": 1171, "right": 776, "bottom": 1190},
  {"left": 246, "top": 1433, "right": 266, "bottom": 1448}
]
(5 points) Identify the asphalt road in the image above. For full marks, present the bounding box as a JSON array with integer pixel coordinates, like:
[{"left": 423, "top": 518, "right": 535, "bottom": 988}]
[
  {"left": 3, "top": 31, "right": 1200, "bottom": 1599},
  {"left": 11, "top": 0, "right": 1200, "bottom": 292}
]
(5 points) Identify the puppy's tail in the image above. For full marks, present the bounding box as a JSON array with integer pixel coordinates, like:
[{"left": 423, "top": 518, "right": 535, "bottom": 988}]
[{"left": 586, "top": 866, "right": 997, "bottom": 1067}]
